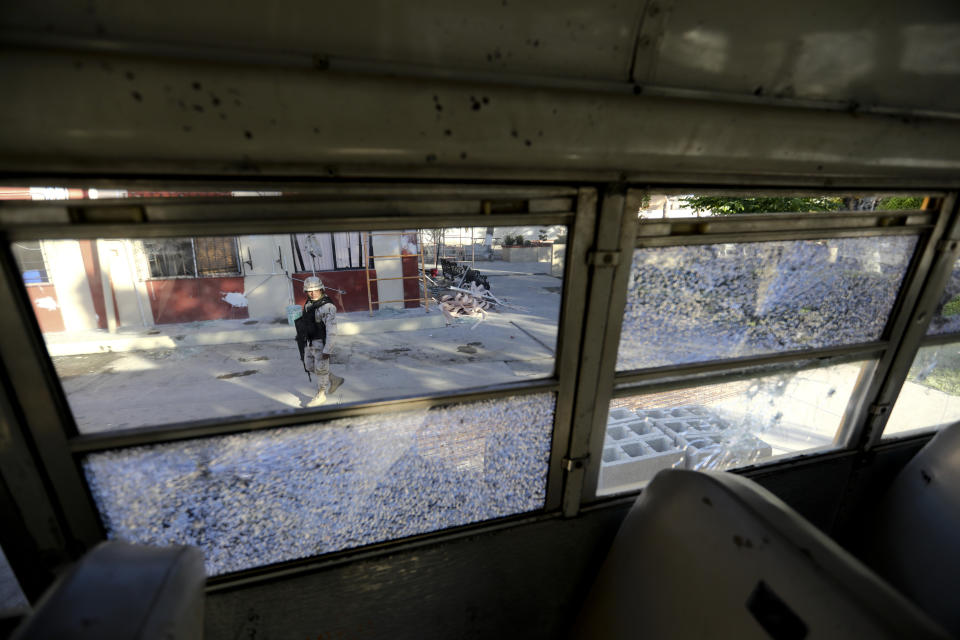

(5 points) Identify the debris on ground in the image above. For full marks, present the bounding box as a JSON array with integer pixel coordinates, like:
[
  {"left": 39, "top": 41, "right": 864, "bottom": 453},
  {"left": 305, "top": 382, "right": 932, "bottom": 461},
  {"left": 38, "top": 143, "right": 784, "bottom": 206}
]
[{"left": 436, "top": 282, "right": 498, "bottom": 328}]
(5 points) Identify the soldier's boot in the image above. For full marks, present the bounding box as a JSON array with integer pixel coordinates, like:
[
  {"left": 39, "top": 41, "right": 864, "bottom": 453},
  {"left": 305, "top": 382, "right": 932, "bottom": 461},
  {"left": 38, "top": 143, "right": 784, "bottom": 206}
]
[
  {"left": 329, "top": 374, "right": 345, "bottom": 394},
  {"left": 305, "top": 389, "right": 327, "bottom": 407}
]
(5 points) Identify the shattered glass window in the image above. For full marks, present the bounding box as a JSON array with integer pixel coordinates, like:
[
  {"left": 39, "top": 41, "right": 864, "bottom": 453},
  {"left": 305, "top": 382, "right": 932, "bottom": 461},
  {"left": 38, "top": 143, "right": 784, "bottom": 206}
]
[
  {"left": 926, "top": 257, "right": 960, "bottom": 336},
  {"left": 598, "top": 361, "right": 873, "bottom": 496},
  {"left": 885, "top": 342, "right": 960, "bottom": 438},
  {"left": 83, "top": 393, "right": 555, "bottom": 575},
  {"left": 20, "top": 225, "right": 563, "bottom": 433},
  {"left": 617, "top": 237, "right": 917, "bottom": 371}
]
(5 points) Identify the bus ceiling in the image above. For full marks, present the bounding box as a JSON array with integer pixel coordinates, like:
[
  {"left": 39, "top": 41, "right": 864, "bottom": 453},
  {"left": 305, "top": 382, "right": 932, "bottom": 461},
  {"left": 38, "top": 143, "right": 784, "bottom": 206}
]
[{"left": 1, "top": 0, "right": 960, "bottom": 186}]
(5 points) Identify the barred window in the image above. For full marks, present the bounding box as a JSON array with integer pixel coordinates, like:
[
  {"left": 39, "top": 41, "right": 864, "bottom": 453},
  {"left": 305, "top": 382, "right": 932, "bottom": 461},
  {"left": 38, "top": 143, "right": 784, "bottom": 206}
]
[{"left": 141, "top": 237, "right": 240, "bottom": 278}]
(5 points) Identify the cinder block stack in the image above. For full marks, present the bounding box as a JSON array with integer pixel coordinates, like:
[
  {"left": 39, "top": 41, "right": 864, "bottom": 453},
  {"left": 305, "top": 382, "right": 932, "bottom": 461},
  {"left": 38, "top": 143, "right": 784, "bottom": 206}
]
[{"left": 599, "top": 405, "right": 772, "bottom": 493}]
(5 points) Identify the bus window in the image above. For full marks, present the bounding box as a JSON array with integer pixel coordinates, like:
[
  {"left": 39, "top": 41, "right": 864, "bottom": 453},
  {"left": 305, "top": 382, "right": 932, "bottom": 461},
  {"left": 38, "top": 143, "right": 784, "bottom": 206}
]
[
  {"left": 593, "top": 192, "right": 931, "bottom": 496},
  {"left": 23, "top": 225, "right": 563, "bottom": 433},
  {"left": 884, "top": 341, "right": 960, "bottom": 439},
  {"left": 83, "top": 392, "right": 555, "bottom": 576}
]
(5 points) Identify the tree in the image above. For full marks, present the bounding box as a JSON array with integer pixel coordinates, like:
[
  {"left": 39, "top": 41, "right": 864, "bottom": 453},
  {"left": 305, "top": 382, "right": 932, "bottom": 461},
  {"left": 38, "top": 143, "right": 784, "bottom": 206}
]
[
  {"left": 681, "top": 196, "right": 844, "bottom": 215},
  {"left": 680, "top": 195, "right": 925, "bottom": 215}
]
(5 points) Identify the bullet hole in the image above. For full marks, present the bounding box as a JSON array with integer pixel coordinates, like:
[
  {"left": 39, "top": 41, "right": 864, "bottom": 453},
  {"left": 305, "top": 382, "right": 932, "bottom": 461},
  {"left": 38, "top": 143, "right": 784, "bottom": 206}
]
[
  {"left": 125, "top": 71, "right": 135, "bottom": 81},
  {"left": 537, "top": 130, "right": 543, "bottom": 137},
  {"left": 817, "top": 164, "right": 824, "bottom": 171},
  {"left": 753, "top": 85, "right": 764, "bottom": 96},
  {"left": 313, "top": 127, "right": 320, "bottom": 134},
  {"left": 234, "top": 98, "right": 242, "bottom": 107},
  {"left": 551, "top": 108, "right": 558, "bottom": 115},
  {"left": 131, "top": 90, "right": 142, "bottom": 102},
  {"left": 211, "top": 96, "right": 221, "bottom": 107},
  {"left": 269, "top": 118, "right": 277, "bottom": 125},
  {"left": 460, "top": 151, "right": 468, "bottom": 159},
  {"left": 733, "top": 535, "right": 744, "bottom": 548},
  {"left": 193, "top": 104, "right": 204, "bottom": 112},
  {"left": 524, "top": 139, "right": 532, "bottom": 146},
  {"left": 73, "top": 60, "right": 84, "bottom": 70},
  {"left": 326, "top": 166, "right": 339, "bottom": 176},
  {"left": 425, "top": 153, "right": 438, "bottom": 163},
  {"left": 648, "top": 3, "right": 660, "bottom": 16},
  {"left": 510, "top": 129, "right": 518, "bottom": 138},
  {"left": 192, "top": 81, "right": 202, "bottom": 90},
  {"left": 444, "top": 129, "right": 452, "bottom": 136},
  {"left": 313, "top": 55, "right": 330, "bottom": 70},
  {"left": 435, "top": 103, "right": 443, "bottom": 112},
  {"left": 470, "top": 96, "right": 482, "bottom": 110},
  {"left": 526, "top": 38, "right": 540, "bottom": 47},
  {"left": 482, "top": 96, "right": 489, "bottom": 104},
  {"left": 702, "top": 497, "right": 712, "bottom": 506},
  {"left": 244, "top": 130, "right": 253, "bottom": 139},
  {"left": 182, "top": 125, "right": 192, "bottom": 132},
  {"left": 633, "top": 85, "right": 644, "bottom": 95},
  {"left": 95, "top": 22, "right": 106, "bottom": 36},
  {"left": 921, "top": 469, "right": 932, "bottom": 484},
  {"left": 220, "top": 113, "right": 227, "bottom": 120}
]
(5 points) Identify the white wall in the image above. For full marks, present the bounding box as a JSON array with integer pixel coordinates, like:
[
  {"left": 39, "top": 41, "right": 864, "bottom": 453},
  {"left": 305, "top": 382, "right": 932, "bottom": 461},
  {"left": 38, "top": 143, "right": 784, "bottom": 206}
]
[
  {"left": 44, "top": 240, "right": 99, "bottom": 331},
  {"left": 370, "top": 232, "right": 403, "bottom": 310},
  {"left": 238, "top": 234, "right": 297, "bottom": 319}
]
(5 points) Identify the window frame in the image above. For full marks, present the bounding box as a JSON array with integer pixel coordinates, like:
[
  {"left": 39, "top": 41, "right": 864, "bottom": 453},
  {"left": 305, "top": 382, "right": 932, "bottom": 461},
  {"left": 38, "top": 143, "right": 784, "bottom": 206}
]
[
  {"left": 139, "top": 236, "right": 242, "bottom": 279},
  {"left": 0, "top": 182, "right": 956, "bottom": 592},
  {"left": 0, "top": 183, "right": 590, "bottom": 586},
  {"left": 568, "top": 189, "right": 957, "bottom": 502}
]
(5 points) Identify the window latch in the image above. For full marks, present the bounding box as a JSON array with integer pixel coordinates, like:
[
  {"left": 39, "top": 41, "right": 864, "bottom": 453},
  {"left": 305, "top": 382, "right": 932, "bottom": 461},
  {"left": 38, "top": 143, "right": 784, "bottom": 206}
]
[
  {"left": 587, "top": 250, "right": 620, "bottom": 267},
  {"left": 563, "top": 455, "right": 589, "bottom": 472}
]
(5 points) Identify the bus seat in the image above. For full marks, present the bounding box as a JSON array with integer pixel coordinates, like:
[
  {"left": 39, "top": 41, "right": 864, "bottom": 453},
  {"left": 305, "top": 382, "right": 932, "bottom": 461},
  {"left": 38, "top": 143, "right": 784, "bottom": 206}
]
[
  {"left": 12, "top": 541, "right": 205, "bottom": 640},
  {"left": 573, "top": 469, "right": 949, "bottom": 639},
  {"left": 866, "top": 422, "right": 960, "bottom": 637}
]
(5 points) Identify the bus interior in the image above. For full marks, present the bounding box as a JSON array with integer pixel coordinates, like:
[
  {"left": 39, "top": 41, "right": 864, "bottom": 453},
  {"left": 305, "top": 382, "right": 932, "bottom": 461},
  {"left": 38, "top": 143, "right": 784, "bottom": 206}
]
[{"left": 2, "top": 1, "right": 960, "bottom": 638}]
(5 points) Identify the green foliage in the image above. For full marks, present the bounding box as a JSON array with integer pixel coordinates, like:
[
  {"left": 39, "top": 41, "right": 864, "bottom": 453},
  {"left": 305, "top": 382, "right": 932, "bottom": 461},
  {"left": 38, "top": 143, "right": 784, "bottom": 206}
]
[
  {"left": 942, "top": 295, "right": 960, "bottom": 317},
  {"left": 878, "top": 196, "right": 924, "bottom": 210},
  {"left": 922, "top": 368, "right": 960, "bottom": 396},
  {"left": 681, "top": 196, "right": 845, "bottom": 215}
]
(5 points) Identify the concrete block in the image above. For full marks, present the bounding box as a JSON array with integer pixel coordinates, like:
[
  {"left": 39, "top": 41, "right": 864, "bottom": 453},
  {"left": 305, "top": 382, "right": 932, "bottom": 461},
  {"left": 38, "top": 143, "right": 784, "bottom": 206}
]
[
  {"left": 598, "top": 429, "right": 684, "bottom": 493},
  {"left": 601, "top": 404, "right": 774, "bottom": 489}
]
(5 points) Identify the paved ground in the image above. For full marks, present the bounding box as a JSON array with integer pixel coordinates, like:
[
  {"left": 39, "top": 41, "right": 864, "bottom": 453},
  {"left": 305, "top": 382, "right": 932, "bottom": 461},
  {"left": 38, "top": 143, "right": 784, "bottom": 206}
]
[{"left": 52, "top": 262, "right": 562, "bottom": 433}]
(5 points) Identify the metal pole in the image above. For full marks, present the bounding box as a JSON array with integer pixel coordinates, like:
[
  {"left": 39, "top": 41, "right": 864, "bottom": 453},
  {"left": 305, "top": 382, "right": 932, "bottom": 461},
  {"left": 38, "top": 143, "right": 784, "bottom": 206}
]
[
  {"left": 419, "top": 230, "right": 429, "bottom": 313},
  {"left": 363, "top": 231, "right": 374, "bottom": 317}
]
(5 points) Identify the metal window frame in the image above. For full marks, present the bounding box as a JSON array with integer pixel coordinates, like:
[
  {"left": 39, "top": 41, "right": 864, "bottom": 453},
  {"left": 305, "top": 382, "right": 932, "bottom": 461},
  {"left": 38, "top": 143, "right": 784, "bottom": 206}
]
[
  {"left": 3, "top": 180, "right": 959, "bottom": 591},
  {"left": 0, "top": 182, "right": 586, "bottom": 587},
  {"left": 577, "top": 190, "right": 958, "bottom": 504}
]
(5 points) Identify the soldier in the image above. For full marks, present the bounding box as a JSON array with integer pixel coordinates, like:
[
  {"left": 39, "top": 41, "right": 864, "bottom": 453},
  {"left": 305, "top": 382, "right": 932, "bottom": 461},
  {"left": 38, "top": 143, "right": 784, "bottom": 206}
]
[{"left": 297, "top": 276, "right": 344, "bottom": 407}]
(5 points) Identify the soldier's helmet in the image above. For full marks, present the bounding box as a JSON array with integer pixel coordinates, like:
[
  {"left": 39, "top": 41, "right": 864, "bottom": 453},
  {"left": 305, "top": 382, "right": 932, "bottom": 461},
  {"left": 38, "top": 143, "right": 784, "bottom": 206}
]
[{"left": 304, "top": 276, "right": 324, "bottom": 292}]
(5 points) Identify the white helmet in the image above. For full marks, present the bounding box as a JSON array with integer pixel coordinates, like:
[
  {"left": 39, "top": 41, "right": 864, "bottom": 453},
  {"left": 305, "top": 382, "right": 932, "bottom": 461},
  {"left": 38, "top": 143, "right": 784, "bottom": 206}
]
[{"left": 304, "top": 276, "right": 324, "bottom": 292}]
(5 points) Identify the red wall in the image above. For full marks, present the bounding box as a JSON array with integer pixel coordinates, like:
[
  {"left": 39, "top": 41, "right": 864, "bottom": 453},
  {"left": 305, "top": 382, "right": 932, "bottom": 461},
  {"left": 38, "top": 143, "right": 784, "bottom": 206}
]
[
  {"left": 25, "top": 284, "right": 65, "bottom": 333},
  {"left": 147, "top": 277, "right": 249, "bottom": 324},
  {"left": 402, "top": 256, "right": 420, "bottom": 309},
  {"left": 78, "top": 240, "right": 111, "bottom": 329},
  {"left": 293, "top": 270, "right": 376, "bottom": 313}
]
